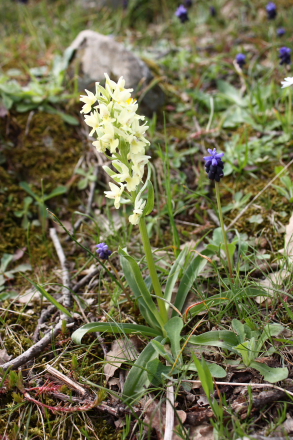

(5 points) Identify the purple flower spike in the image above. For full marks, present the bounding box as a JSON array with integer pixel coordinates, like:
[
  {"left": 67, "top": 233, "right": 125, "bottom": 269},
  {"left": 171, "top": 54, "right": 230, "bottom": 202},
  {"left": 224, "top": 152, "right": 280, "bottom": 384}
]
[
  {"left": 185, "top": 0, "right": 192, "bottom": 7},
  {"left": 96, "top": 242, "right": 112, "bottom": 260},
  {"left": 236, "top": 53, "right": 246, "bottom": 68},
  {"left": 175, "top": 5, "right": 189, "bottom": 23},
  {"left": 280, "top": 47, "right": 291, "bottom": 65},
  {"left": 277, "top": 28, "right": 286, "bottom": 37},
  {"left": 210, "top": 6, "right": 217, "bottom": 17},
  {"left": 266, "top": 2, "right": 277, "bottom": 19},
  {"left": 204, "top": 148, "right": 225, "bottom": 182}
]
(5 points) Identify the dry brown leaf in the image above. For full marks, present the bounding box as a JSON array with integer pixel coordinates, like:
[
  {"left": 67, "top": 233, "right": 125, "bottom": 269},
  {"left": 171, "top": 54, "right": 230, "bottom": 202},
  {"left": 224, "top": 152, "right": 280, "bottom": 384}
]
[
  {"left": 282, "top": 416, "right": 293, "bottom": 434},
  {"left": 55, "top": 220, "right": 73, "bottom": 234},
  {"left": 104, "top": 338, "right": 138, "bottom": 380},
  {"left": 0, "top": 105, "right": 8, "bottom": 118},
  {"left": 13, "top": 247, "right": 27, "bottom": 261},
  {"left": 255, "top": 212, "right": 293, "bottom": 304},
  {"left": 18, "top": 288, "right": 41, "bottom": 304},
  {"left": 176, "top": 410, "right": 187, "bottom": 424},
  {"left": 0, "top": 348, "right": 12, "bottom": 365},
  {"left": 283, "top": 212, "right": 293, "bottom": 262},
  {"left": 143, "top": 400, "right": 187, "bottom": 440},
  {"left": 189, "top": 425, "right": 214, "bottom": 440},
  {"left": 256, "top": 269, "right": 291, "bottom": 304},
  {"left": 144, "top": 400, "right": 165, "bottom": 440},
  {"left": 114, "top": 418, "right": 126, "bottom": 428}
]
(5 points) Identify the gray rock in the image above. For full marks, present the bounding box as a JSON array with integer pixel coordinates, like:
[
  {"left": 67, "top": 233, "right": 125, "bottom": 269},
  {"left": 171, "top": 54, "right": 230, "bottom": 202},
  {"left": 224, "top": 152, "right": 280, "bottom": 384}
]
[{"left": 67, "top": 30, "right": 165, "bottom": 115}]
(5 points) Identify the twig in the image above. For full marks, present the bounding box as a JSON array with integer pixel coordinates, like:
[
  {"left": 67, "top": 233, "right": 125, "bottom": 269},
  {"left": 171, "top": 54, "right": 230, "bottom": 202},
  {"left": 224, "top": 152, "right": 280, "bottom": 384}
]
[
  {"left": 1, "top": 320, "right": 74, "bottom": 371},
  {"left": 24, "top": 110, "right": 35, "bottom": 138},
  {"left": 72, "top": 268, "right": 101, "bottom": 293},
  {"left": 50, "top": 227, "right": 72, "bottom": 309},
  {"left": 207, "top": 209, "right": 220, "bottom": 227},
  {"left": 71, "top": 166, "right": 99, "bottom": 235},
  {"left": 46, "top": 365, "right": 87, "bottom": 396},
  {"left": 164, "top": 383, "right": 175, "bottom": 440},
  {"left": 33, "top": 268, "right": 101, "bottom": 342},
  {"left": 250, "top": 262, "right": 280, "bottom": 277},
  {"left": 227, "top": 158, "right": 293, "bottom": 230},
  {"left": 207, "top": 209, "right": 234, "bottom": 241},
  {"left": 33, "top": 304, "right": 57, "bottom": 342}
]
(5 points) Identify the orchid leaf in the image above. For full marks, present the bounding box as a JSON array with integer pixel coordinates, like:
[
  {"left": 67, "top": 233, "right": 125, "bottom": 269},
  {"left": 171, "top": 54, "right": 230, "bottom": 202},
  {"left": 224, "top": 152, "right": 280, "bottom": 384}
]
[
  {"left": 119, "top": 249, "right": 165, "bottom": 332},
  {"left": 164, "top": 247, "right": 188, "bottom": 308},
  {"left": 72, "top": 322, "right": 161, "bottom": 344},
  {"left": 123, "top": 337, "right": 163, "bottom": 404},
  {"left": 188, "top": 330, "right": 239, "bottom": 351},
  {"left": 250, "top": 361, "right": 288, "bottom": 383},
  {"left": 172, "top": 250, "right": 211, "bottom": 315}
]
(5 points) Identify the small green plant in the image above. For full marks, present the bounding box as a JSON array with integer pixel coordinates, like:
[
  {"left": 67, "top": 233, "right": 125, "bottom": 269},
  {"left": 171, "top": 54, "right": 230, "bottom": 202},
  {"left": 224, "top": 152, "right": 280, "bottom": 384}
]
[
  {"left": 222, "top": 191, "right": 252, "bottom": 213},
  {"left": 207, "top": 227, "right": 249, "bottom": 271},
  {"left": 19, "top": 181, "right": 67, "bottom": 231},
  {"left": 0, "top": 253, "right": 31, "bottom": 293},
  {"left": 188, "top": 319, "right": 288, "bottom": 383},
  {"left": 193, "top": 355, "right": 226, "bottom": 438},
  {"left": 0, "top": 49, "right": 78, "bottom": 124},
  {"left": 75, "top": 166, "right": 97, "bottom": 190},
  {"left": 273, "top": 172, "right": 293, "bottom": 203},
  {"left": 13, "top": 196, "right": 34, "bottom": 229}
]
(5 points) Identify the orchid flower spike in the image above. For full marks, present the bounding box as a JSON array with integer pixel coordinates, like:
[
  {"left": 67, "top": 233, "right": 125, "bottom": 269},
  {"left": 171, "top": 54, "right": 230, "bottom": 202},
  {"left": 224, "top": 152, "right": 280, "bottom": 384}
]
[{"left": 281, "top": 77, "right": 293, "bottom": 88}]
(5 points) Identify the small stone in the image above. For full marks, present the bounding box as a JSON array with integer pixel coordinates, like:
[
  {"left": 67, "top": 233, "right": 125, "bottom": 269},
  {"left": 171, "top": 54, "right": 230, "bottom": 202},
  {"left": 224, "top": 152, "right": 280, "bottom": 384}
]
[{"left": 67, "top": 30, "right": 165, "bottom": 115}]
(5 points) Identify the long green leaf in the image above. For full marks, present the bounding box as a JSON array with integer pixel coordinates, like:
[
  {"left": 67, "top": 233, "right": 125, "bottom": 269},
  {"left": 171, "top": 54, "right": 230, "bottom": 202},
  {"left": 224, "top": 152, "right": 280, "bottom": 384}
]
[
  {"left": 164, "top": 247, "right": 188, "bottom": 309},
  {"left": 1, "top": 254, "right": 14, "bottom": 272},
  {"left": 151, "top": 340, "right": 174, "bottom": 364},
  {"left": 165, "top": 316, "right": 183, "bottom": 361},
  {"left": 24, "top": 276, "right": 72, "bottom": 318},
  {"left": 257, "top": 324, "right": 284, "bottom": 354},
  {"left": 144, "top": 181, "right": 154, "bottom": 216},
  {"left": 187, "top": 361, "right": 227, "bottom": 378},
  {"left": 188, "top": 330, "right": 239, "bottom": 350},
  {"left": 146, "top": 358, "right": 172, "bottom": 387},
  {"left": 123, "top": 336, "right": 163, "bottom": 404},
  {"left": 120, "top": 251, "right": 165, "bottom": 332},
  {"left": 72, "top": 322, "right": 161, "bottom": 344},
  {"left": 192, "top": 355, "right": 214, "bottom": 398},
  {"left": 172, "top": 250, "right": 210, "bottom": 316}
]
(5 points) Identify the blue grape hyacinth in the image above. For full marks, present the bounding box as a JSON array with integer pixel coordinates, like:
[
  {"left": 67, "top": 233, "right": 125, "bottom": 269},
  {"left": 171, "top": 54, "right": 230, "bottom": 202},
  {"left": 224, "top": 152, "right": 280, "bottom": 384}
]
[
  {"left": 266, "top": 2, "right": 277, "bottom": 19},
  {"left": 175, "top": 5, "right": 189, "bottom": 23},
  {"left": 204, "top": 149, "right": 225, "bottom": 182},
  {"left": 236, "top": 53, "right": 246, "bottom": 68},
  {"left": 280, "top": 47, "right": 291, "bottom": 65},
  {"left": 210, "top": 6, "right": 217, "bottom": 17},
  {"left": 96, "top": 243, "right": 112, "bottom": 260},
  {"left": 277, "top": 28, "right": 286, "bottom": 37}
]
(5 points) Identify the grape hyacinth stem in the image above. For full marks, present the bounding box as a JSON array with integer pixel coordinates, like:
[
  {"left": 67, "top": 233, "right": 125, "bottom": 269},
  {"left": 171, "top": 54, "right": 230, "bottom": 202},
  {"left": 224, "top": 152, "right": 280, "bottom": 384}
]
[
  {"left": 215, "top": 182, "right": 233, "bottom": 280},
  {"left": 108, "top": 261, "right": 132, "bottom": 303},
  {"left": 288, "top": 86, "right": 292, "bottom": 131},
  {"left": 139, "top": 217, "right": 168, "bottom": 324}
]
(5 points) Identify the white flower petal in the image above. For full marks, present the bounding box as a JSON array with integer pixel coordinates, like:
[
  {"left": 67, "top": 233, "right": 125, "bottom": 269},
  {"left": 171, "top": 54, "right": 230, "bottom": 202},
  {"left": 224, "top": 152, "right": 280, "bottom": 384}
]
[{"left": 281, "top": 77, "right": 293, "bottom": 88}]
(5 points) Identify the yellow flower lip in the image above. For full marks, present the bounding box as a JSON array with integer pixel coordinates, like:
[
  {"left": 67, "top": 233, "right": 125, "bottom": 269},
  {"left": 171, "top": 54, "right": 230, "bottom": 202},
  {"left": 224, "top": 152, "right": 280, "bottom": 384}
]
[{"left": 126, "top": 98, "right": 136, "bottom": 105}]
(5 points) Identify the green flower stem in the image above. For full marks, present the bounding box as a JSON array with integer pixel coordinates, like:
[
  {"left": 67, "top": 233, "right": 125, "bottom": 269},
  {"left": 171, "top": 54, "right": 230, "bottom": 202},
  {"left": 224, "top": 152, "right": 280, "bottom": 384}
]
[
  {"left": 139, "top": 217, "right": 168, "bottom": 324},
  {"left": 288, "top": 87, "right": 292, "bottom": 132},
  {"left": 215, "top": 182, "right": 233, "bottom": 279}
]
